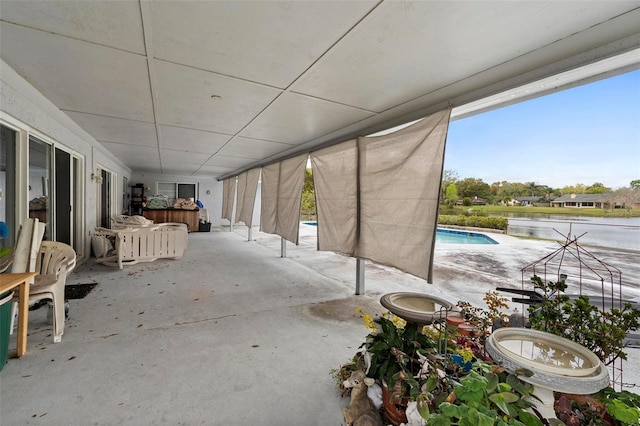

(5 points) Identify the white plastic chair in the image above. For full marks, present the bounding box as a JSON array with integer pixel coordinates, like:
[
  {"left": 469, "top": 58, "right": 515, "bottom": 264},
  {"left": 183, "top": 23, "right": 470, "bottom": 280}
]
[
  {"left": 10, "top": 218, "right": 45, "bottom": 275},
  {"left": 11, "top": 241, "right": 76, "bottom": 343}
]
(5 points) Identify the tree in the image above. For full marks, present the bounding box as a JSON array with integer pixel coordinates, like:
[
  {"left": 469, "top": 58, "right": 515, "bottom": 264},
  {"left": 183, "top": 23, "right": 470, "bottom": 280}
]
[
  {"left": 630, "top": 179, "right": 640, "bottom": 189},
  {"left": 615, "top": 186, "right": 640, "bottom": 212},
  {"left": 585, "top": 182, "right": 610, "bottom": 194},
  {"left": 440, "top": 169, "right": 459, "bottom": 203},
  {"left": 300, "top": 168, "right": 316, "bottom": 219},
  {"left": 444, "top": 183, "right": 459, "bottom": 206},
  {"left": 525, "top": 181, "right": 538, "bottom": 197},
  {"left": 456, "top": 177, "right": 491, "bottom": 200},
  {"left": 536, "top": 185, "right": 554, "bottom": 200},
  {"left": 560, "top": 184, "right": 586, "bottom": 195}
]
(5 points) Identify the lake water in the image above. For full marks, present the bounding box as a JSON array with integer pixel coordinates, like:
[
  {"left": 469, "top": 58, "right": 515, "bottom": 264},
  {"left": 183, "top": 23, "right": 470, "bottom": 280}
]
[
  {"left": 493, "top": 214, "right": 640, "bottom": 251},
  {"left": 303, "top": 216, "right": 639, "bottom": 250}
]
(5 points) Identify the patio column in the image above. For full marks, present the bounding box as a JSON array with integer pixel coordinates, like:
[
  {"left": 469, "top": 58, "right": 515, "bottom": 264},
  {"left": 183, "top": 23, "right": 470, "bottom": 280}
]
[{"left": 355, "top": 258, "right": 365, "bottom": 295}]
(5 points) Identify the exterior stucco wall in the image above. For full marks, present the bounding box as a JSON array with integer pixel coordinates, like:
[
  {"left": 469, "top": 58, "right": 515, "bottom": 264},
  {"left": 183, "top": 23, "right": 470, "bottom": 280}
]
[{"left": 1, "top": 59, "right": 131, "bottom": 256}]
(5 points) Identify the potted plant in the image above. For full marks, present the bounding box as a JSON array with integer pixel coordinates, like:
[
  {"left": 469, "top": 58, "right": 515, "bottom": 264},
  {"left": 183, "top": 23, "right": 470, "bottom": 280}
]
[
  {"left": 333, "top": 309, "right": 441, "bottom": 425},
  {"left": 334, "top": 303, "right": 552, "bottom": 426}
]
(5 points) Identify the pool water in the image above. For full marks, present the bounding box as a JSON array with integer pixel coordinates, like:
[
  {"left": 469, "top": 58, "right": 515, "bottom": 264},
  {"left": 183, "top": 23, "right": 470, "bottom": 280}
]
[
  {"left": 302, "top": 222, "right": 498, "bottom": 245},
  {"left": 436, "top": 228, "right": 498, "bottom": 245}
]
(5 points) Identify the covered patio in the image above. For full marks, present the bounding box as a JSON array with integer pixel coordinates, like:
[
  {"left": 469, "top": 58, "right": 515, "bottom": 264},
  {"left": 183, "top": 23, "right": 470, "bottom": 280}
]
[{"left": 2, "top": 226, "right": 639, "bottom": 424}]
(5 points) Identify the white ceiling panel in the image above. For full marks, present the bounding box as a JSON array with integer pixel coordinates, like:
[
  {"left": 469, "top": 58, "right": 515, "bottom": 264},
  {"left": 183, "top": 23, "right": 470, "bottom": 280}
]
[
  {"left": 239, "top": 92, "right": 375, "bottom": 144},
  {"left": 291, "top": 1, "right": 639, "bottom": 112},
  {"left": 193, "top": 164, "right": 237, "bottom": 176},
  {"left": 154, "top": 60, "right": 282, "bottom": 134},
  {"left": 159, "top": 126, "right": 231, "bottom": 154},
  {"left": 161, "top": 167, "right": 202, "bottom": 176},
  {"left": 0, "top": 21, "right": 153, "bottom": 122},
  {"left": 100, "top": 142, "right": 160, "bottom": 169},
  {"left": 0, "top": 0, "right": 145, "bottom": 54},
  {"left": 218, "top": 137, "right": 293, "bottom": 160},
  {"left": 1, "top": 1, "right": 638, "bottom": 179},
  {"left": 65, "top": 112, "right": 157, "bottom": 147},
  {"left": 205, "top": 155, "right": 256, "bottom": 169},
  {"left": 160, "top": 149, "right": 211, "bottom": 166},
  {"left": 149, "top": 1, "right": 377, "bottom": 88}
]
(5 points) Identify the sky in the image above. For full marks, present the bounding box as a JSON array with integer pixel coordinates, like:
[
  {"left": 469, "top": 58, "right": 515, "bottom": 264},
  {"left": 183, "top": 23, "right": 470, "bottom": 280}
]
[{"left": 444, "top": 69, "right": 640, "bottom": 190}]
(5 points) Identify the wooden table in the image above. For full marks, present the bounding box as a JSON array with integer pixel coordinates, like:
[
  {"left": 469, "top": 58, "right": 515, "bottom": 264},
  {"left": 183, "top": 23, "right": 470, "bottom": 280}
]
[{"left": 0, "top": 272, "right": 37, "bottom": 357}]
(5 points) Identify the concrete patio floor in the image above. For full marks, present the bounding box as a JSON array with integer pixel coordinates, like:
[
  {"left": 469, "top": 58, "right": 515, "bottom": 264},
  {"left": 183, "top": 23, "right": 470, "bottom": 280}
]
[{"left": 1, "top": 224, "right": 639, "bottom": 425}]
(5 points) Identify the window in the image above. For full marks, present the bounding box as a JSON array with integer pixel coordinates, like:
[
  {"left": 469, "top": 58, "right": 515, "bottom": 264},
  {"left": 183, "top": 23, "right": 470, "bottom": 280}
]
[{"left": 156, "top": 182, "right": 197, "bottom": 203}]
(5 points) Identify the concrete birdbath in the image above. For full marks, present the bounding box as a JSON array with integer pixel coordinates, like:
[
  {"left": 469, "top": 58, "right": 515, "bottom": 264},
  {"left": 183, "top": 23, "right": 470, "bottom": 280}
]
[
  {"left": 380, "top": 292, "right": 455, "bottom": 325},
  {"left": 485, "top": 328, "right": 610, "bottom": 420}
]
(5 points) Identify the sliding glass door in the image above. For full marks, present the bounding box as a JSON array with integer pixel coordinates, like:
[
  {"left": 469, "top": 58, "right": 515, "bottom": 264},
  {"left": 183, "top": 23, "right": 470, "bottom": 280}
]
[
  {"left": 28, "top": 136, "right": 51, "bottom": 239},
  {"left": 0, "top": 125, "right": 17, "bottom": 246}
]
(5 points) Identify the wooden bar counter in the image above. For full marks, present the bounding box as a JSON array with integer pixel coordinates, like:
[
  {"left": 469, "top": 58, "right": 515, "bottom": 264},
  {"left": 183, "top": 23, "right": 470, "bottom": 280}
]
[{"left": 143, "top": 209, "right": 199, "bottom": 232}]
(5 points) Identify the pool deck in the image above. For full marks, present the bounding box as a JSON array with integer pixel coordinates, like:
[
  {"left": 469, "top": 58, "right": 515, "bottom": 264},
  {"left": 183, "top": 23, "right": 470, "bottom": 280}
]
[{"left": 1, "top": 224, "right": 638, "bottom": 424}]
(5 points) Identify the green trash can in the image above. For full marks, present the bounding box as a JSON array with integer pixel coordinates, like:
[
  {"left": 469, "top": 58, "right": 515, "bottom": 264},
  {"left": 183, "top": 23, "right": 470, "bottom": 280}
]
[{"left": 0, "top": 290, "right": 14, "bottom": 371}]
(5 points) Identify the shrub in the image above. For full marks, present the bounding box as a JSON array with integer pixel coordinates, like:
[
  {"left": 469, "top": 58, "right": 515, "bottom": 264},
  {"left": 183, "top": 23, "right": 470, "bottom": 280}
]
[{"left": 438, "top": 215, "right": 508, "bottom": 231}]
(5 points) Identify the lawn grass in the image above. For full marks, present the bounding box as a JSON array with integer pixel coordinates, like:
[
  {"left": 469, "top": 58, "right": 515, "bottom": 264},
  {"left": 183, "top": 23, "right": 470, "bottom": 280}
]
[{"left": 447, "top": 205, "right": 640, "bottom": 218}]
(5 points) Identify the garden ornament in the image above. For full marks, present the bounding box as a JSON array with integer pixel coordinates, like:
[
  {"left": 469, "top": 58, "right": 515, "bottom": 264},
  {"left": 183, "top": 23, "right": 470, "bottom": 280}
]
[{"left": 342, "top": 370, "right": 383, "bottom": 426}]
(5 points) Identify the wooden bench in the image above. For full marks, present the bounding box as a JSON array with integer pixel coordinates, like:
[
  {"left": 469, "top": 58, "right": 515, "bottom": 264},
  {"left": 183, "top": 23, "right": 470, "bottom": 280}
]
[{"left": 94, "top": 224, "right": 187, "bottom": 269}]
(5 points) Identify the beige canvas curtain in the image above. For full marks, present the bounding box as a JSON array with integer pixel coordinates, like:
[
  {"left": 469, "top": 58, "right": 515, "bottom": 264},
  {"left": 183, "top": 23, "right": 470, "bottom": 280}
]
[
  {"left": 310, "top": 140, "right": 358, "bottom": 256},
  {"left": 221, "top": 177, "right": 236, "bottom": 222},
  {"left": 260, "top": 163, "right": 279, "bottom": 234},
  {"left": 235, "top": 172, "right": 247, "bottom": 224},
  {"left": 237, "top": 168, "right": 260, "bottom": 227},
  {"left": 275, "top": 154, "right": 307, "bottom": 244},
  {"left": 259, "top": 155, "right": 307, "bottom": 244},
  {"left": 354, "top": 108, "right": 451, "bottom": 280}
]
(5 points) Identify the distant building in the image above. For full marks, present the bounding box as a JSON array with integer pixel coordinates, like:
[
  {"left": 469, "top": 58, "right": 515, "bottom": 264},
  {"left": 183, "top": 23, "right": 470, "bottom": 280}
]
[
  {"left": 515, "top": 196, "right": 544, "bottom": 206},
  {"left": 551, "top": 193, "right": 612, "bottom": 209},
  {"left": 472, "top": 196, "right": 488, "bottom": 205}
]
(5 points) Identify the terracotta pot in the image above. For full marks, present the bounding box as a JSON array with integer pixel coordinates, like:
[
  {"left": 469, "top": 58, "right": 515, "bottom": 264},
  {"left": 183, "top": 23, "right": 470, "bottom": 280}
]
[
  {"left": 446, "top": 314, "right": 477, "bottom": 336},
  {"left": 381, "top": 380, "right": 408, "bottom": 426}
]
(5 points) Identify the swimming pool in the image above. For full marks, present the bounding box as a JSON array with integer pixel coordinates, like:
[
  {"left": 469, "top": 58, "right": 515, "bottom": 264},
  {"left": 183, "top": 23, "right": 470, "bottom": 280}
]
[
  {"left": 302, "top": 222, "right": 498, "bottom": 245},
  {"left": 435, "top": 228, "right": 498, "bottom": 245}
]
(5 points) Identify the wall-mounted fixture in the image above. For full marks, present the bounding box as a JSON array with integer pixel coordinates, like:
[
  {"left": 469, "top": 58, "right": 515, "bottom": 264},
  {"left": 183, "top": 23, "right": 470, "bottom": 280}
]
[{"left": 91, "top": 169, "right": 103, "bottom": 184}]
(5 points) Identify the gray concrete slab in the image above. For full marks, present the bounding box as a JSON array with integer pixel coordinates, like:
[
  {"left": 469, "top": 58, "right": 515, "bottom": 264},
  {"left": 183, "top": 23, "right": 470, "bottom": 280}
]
[{"left": 1, "top": 226, "right": 638, "bottom": 425}]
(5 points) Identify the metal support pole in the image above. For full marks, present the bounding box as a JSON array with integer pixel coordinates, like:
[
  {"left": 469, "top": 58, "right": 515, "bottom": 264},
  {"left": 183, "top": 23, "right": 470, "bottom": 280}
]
[
  {"left": 248, "top": 227, "right": 252, "bottom": 241},
  {"left": 356, "top": 258, "right": 365, "bottom": 295},
  {"left": 280, "top": 237, "right": 286, "bottom": 258}
]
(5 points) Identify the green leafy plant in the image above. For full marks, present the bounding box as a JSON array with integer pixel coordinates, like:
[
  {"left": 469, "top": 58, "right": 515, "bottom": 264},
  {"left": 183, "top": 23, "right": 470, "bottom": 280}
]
[
  {"left": 360, "top": 311, "right": 437, "bottom": 398},
  {"left": 528, "top": 275, "right": 640, "bottom": 365},
  {"left": 424, "top": 363, "right": 544, "bottom": 426},
  {"left": 597, "top": 388, "right": 640, "bottom": 425}
]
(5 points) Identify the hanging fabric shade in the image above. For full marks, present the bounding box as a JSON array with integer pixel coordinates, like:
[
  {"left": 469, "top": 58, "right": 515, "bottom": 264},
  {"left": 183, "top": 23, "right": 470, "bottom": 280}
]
[
  {"left": 354, "top": 107, "right": 451, "bottom": 281},
  {"left": 237, "top": 168, "right": 260, "bottom": 227},
  {"left": 310, "top": 139, "right": 358, "bottom": 256},
  {"left": 260, "top": 163, "right": 280, "bottom": 234},
  {"left": 221, "top": 177, "right": 236, "bottom": 222},
  {"left": 275, "top": 154, "right": 307, "bottom": 244}
]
